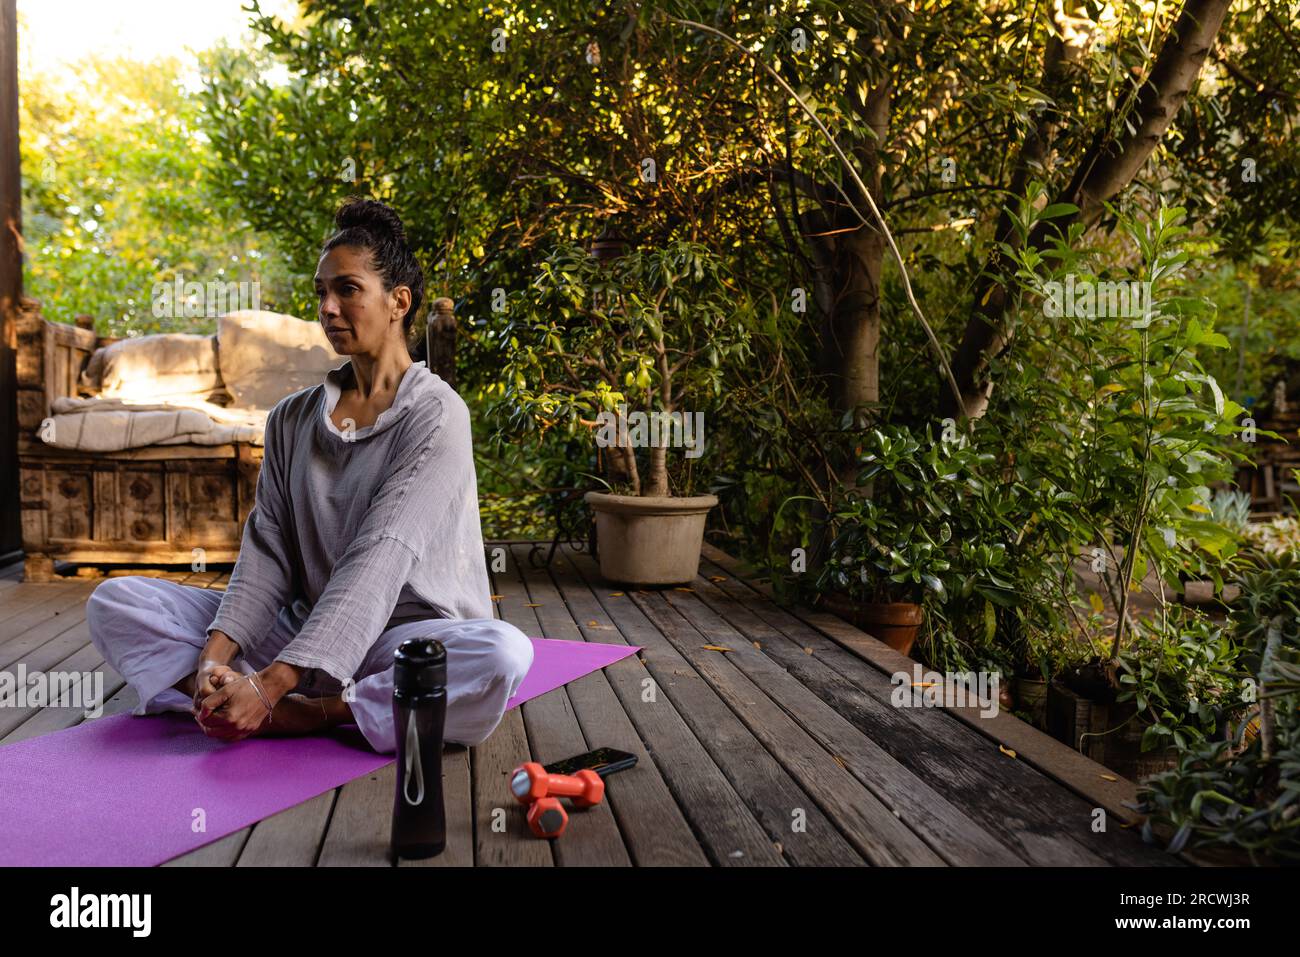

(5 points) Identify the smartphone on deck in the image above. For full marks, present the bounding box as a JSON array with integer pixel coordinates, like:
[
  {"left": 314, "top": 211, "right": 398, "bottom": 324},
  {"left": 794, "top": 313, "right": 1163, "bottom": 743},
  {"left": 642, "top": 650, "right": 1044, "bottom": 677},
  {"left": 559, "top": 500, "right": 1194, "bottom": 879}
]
[{"left": 543, "top": 747, "right": 637, "bottom": 778}]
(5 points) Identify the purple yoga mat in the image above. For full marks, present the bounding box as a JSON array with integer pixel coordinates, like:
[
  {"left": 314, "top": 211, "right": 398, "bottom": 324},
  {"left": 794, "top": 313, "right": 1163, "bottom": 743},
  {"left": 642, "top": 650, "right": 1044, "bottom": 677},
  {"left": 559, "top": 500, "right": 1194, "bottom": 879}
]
[
  {"left": 506, "top": 637, "right": 639, "bottom": 710},
  {"left": 0, "top": 636, "right": 639, "bottom": 867}
]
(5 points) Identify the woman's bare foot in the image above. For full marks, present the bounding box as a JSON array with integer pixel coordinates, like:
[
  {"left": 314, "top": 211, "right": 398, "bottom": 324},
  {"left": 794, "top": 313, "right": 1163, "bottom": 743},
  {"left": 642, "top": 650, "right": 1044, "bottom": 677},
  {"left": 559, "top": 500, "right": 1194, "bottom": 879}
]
[{"left": 256, "top": 694, "right": 351, "bottom": 737}]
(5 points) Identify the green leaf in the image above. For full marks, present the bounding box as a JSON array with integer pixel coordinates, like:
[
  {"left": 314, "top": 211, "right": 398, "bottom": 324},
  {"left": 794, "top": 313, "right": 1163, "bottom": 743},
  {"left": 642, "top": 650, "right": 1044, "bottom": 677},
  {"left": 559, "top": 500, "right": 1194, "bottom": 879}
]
[{"left": 1038, "top": 202, "right": 1080, "bottom": 220}]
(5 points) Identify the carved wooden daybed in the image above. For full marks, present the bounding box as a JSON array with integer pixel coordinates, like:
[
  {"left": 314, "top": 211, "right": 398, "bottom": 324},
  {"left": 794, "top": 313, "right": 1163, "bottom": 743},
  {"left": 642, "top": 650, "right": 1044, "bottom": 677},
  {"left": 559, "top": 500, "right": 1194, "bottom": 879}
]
[
  {"left": 14, "top": 297, "right": 458, "bottom": 582},
  {"left": 15, "top": 301, "right": 262, "bottom": 582}
]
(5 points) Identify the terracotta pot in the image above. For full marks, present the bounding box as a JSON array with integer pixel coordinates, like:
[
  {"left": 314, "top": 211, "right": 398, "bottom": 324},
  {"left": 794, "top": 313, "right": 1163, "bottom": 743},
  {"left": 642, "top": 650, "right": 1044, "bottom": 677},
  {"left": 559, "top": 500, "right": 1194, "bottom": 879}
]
[
  {"left": 584, "top": 491, "right": 718, "bottom": 586},
  {"left": 818, "top": 592, "right": 923, "bottom": 657}
]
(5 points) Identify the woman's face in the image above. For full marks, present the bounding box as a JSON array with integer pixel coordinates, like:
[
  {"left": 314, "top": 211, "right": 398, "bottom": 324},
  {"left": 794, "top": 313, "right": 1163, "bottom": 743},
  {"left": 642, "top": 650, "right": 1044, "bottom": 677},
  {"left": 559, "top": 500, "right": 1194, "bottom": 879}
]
[{"left": 314, "top": 245, "right": 411, "bottom": 355}]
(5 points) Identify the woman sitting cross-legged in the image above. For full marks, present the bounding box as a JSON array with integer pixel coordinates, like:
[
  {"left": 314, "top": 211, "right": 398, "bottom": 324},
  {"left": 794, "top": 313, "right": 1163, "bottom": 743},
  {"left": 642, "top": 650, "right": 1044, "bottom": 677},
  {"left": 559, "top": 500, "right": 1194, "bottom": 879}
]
[{"left": 88, "top": 197, "right": 533, "bottom": 752}]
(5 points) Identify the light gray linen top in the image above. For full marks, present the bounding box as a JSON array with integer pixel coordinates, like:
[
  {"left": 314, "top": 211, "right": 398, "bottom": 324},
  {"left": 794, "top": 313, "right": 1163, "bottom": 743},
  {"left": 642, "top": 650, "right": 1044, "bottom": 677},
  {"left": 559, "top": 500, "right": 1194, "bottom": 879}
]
[{"left": 206, "top": 358, "right": 494, "bottom": 684}]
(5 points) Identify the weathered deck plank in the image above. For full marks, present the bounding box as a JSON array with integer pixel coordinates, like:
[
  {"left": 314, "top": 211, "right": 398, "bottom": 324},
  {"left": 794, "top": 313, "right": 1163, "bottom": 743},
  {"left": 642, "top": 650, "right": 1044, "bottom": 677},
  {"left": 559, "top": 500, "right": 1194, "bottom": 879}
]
[
  {"left": 691, "top": 556, "right": 1155, "bottom": 865},
  {"left": 161, "top": 829, "right": 250, "bottom": 867},
  {"left": 472, "top": 697, "right": 554, "bottom": 867},
  {"left": 316, "top": 765, "right": 397, "bottom": 866},
  {"left": 0, "top": 579, "right": 96, "bottom": 639},
  {"left": 0, "top": 558, "right": 23, "bottom": 583},
  {"left": 566, "top": 554, "right": 942, "bottom": 865},
  {"left": 492, "top": 546, "right": 633, "bottom": 866},
  {"left": 3, "top": 665, "right": 126, "bottom": 744},
  {"left": 505, "top": 543, "right": 707, "bottom": 866},
  {"left": 235, "top": 792, "right": 337, "bottom": 867},
  {"left": 656, "top": 584, "right": 1023, "bottom": 865},
  {"left": 696, "top": 546, "right": 1180, "bottom": 865},
  {"left": 557, "top": 549, "right": 853, "bottom": 866},
  {"left": 0, "top": 625, "right": 100, "bottom": 738},
  {"left": 617, "top": 583, "right": 942, "bottom": 865},
  {"left": 0, "top": 595, "right": 90, "bottom": 673}
]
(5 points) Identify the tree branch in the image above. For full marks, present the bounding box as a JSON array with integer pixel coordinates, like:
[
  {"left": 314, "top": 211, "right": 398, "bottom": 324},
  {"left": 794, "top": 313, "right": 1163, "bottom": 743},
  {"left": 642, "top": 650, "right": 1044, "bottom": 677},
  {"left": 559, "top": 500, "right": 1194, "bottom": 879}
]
[{"left": 943, "top": 0, "right": 1232, "bottom": 419}]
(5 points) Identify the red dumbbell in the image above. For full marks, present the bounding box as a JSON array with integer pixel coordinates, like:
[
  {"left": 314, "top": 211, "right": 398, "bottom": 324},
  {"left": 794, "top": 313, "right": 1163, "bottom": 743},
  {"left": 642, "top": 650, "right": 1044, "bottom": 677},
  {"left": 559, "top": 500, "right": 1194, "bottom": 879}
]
[
  {"left": 511, "top": 762, "right": 606, "bottom": 840},
  {"left": 510, "top": 762, "right": 605, "bottom": 808},
  {"left": 525, "top": 797, "right": 570, "bottom": 839}
]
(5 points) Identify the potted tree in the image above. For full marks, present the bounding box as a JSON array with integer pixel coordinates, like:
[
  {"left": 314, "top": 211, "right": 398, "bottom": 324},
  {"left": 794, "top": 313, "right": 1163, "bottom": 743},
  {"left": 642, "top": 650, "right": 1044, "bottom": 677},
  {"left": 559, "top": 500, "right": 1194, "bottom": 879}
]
[
  {"left": 813, "top": 425, "right": 1013, "bottom": 657},
  {"left": 983, "top": 201, "right": 1251, "bottom": 773},
  {"left": 498, "top": 238, "right": 757, "bottom": 585}
]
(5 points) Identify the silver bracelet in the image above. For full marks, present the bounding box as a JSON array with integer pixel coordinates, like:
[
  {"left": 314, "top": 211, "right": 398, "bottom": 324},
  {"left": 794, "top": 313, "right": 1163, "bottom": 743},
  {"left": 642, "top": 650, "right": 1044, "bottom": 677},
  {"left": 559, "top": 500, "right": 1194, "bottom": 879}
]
[{"left": 245, "top": 672, "right": 274, "bottom": 725}]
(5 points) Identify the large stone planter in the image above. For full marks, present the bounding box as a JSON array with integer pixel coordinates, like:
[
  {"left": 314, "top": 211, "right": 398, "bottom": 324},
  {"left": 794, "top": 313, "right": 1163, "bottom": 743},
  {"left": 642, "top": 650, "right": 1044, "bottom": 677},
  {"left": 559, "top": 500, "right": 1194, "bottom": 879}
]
[{"left": 584, "top": 491, "right": 718, "bottom": 586}]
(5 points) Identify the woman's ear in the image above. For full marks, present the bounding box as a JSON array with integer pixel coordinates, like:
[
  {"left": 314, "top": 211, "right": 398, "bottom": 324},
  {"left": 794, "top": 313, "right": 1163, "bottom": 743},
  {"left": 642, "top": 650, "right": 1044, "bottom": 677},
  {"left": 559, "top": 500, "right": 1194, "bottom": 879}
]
[{"left": 391, "top": 285, "right": 412, "bottom": 324}]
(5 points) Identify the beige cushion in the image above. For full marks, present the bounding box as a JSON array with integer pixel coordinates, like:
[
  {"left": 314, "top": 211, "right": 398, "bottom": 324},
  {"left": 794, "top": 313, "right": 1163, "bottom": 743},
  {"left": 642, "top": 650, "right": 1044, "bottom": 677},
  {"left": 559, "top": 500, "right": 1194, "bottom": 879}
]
[
  {"left": 217, "top": 310, "right": 340, "bottom": 409},
  {"left": 80, "top": 334, "right": 222, "bottom": 401},
  {"left": 46, "top": 396, "right": 267, "bottom": 450}
]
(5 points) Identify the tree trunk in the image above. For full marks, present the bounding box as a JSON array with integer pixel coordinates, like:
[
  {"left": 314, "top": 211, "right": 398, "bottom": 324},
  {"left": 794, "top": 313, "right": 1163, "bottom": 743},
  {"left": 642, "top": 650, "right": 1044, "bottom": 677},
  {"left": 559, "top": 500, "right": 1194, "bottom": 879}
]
[
  {"left": 819, "top": 227, "right": 885, "bottom": 435},
  {"left": 820, "top": 78, "right": 890, "bottom": 469},
  {"left": 804, "top": 80, "right": 890, "bottom": 571}
]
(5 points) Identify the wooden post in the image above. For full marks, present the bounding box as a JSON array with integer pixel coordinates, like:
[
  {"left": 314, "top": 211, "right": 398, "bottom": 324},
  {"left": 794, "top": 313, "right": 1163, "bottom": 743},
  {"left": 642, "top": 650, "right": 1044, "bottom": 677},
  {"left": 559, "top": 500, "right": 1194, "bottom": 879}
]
[
  {"left": 425, "top": 296, "right": 457, "bottom": 390},
  {"left": 0, "top": 0, "right": 22, "bottom": 557}
]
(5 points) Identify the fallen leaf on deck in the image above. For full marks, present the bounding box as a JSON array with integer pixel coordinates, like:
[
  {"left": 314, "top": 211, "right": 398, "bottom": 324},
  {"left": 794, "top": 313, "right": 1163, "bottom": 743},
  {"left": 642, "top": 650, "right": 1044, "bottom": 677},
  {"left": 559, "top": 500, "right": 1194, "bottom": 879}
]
[
  {"left": 524, "top": 603, "right": 542, "bottom": 607},
  {"left": 702, "top": 644, "right": 732, "bottom": 652},
  {"left": 708, "top": 576, "right": 728, "bottom": 582},
  {"left": 490, "top": 594, "right": 505, "bottom": 600},
  {"left": 831, "top": 754, "right": 847, "bottom": 769},
  {"left": 1099, "top": 773, "right": 1118, "bottom": 782},
  {"left": 998, "top": 745, "right": 1017, "bottom": 759},
  {"left": 803, "top": 647, "right": 814, "bottom": 655},
  {"left": 674, "top": 587, "right": 694, "bottom": 592},
  {"left": 609, "top": 592, "right": 625, "bottom": 597},
  {"left": 752, "top": 641, "right": 762, "bottom": 650}
]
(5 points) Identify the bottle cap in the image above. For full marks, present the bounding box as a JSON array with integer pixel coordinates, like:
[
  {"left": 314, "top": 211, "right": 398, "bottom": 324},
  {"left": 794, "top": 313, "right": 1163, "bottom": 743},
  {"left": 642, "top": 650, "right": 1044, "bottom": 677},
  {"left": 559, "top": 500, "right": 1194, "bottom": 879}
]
[{"left": 394, "top": 638, "right": 447, "bottom": 694}]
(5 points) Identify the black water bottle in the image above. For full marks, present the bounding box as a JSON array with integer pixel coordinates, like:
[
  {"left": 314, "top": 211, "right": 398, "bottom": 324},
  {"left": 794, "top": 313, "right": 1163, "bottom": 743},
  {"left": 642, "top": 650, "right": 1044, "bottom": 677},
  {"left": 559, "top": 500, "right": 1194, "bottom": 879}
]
[{"left": 391, "top": 638, "right": 446, "bottom": 860}]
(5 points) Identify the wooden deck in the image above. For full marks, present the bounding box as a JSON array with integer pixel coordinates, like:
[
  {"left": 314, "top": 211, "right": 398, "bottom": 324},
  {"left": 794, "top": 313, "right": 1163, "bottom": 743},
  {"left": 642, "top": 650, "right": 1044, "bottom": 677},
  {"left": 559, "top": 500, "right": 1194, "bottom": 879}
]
[{"left": 0, "top": 542, "right": 1184, "bottom": 866}]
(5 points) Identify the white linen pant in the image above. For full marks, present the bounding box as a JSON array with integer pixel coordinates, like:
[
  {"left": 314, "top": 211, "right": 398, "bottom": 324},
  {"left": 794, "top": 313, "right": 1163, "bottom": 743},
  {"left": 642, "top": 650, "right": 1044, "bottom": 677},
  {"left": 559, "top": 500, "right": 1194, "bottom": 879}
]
[{"left": 87, "top": 576, "right": 534, "bottom": 753}]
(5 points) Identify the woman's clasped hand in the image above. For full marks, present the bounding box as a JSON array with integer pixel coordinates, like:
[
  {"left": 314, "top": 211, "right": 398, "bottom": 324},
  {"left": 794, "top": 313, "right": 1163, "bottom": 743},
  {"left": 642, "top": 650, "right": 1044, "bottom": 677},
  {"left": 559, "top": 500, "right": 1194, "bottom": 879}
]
[{"left": 191, "top": 659, "right": 274, "bottom": 741}]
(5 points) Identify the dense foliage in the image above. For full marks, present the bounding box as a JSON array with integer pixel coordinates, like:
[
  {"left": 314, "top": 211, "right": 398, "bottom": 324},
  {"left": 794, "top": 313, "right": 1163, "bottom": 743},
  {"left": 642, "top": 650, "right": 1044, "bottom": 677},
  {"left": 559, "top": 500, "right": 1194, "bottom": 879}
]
[{"left": 19, "top": 54, "right": 298, "bottom": 336}]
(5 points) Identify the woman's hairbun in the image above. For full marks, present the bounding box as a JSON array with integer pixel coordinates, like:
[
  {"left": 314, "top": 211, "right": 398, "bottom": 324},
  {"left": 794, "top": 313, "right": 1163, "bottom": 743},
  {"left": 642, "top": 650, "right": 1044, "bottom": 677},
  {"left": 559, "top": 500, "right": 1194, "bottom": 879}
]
[
  {"left": 334, "top": 197, "right": 408, "bottom": 242},
  {"left": 323, "top": 196, "right": 426, "bottom": 334}
]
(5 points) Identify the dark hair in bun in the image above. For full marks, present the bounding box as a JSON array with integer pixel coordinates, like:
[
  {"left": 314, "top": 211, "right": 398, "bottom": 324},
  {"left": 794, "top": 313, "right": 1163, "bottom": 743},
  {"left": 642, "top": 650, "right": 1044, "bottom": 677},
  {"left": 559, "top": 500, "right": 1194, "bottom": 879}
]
[{"left": 323, "top": 197, "right": 425, "bottom": 333}]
